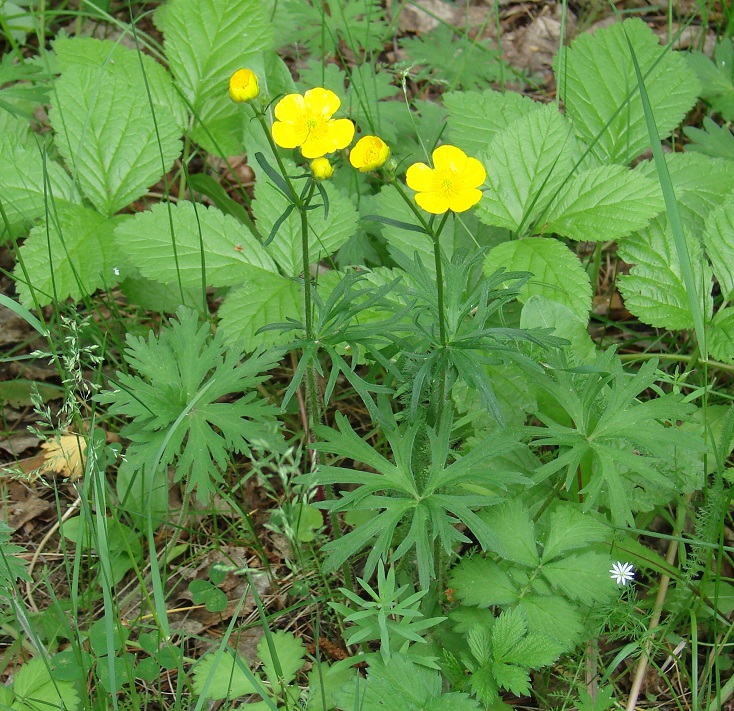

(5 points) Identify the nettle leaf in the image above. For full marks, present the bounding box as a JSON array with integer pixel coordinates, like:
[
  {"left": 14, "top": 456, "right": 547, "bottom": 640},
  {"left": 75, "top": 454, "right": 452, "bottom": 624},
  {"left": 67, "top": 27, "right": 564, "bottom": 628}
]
[
  {"left": 218, "top": 271, "right": 302, "bottom": 351},
  {"left": 192, "top": 649, "right": 261, "bottom": 699},
  {"left": 541, "top": 552, "right": 616, "bottom": 605},
  {"left": 543, "top": 165, "right": 664, "bottom": 241},
  {"left": 541, "top": 505, "right": 609, "bottom": 562},
  {"left": 53, "top": 35, "right": 187, "bottom": 131},
  {"left": 479, "top": 501, "right": 538, "bottom": 567},
  {"left": 95, "top": 307, "right": 280, "bottom": 502},
  {"left": 560, "top": 18, "right": 699, "bottom": 164},
  {"left": 485, "top": 237, "right": 592, "bottom": 321},
  {"left": 114, "top": 201, "right": 277, "bottom": 288},
  {"left": 703, "top": 197, "right": 734, "bottom": 302},
  {"left": 634, "top": 153, "right": 734, "bottom": 232},
  {"left": 448, "top": 557, "right": 518, "bottom": 608},
  {"left": 15, "top": 204, "right": 123, "bottom": 307},
  {"left": 618, "top": 214, "right": 714, "bottom": 330},
  {"left": 707, "top": 306, "right": 734, "bottom": 363},
  {"left": 159, "top": 0, "right": 272, "bottom": 155},
  {"left": 50, "top": 65, "right": 181, "bottom": 216},
  {"left": 476, "top": 104, "right": 576, "bottom": 234},
  {"left": 0, "top": 135, "right": 78, "bottom": 227},
  {"left": 257, "top": 631, "right": 305, "bottom": 688},
  {"left": 254, "top": 177, "right": 358, "bottom": 277},
  {"left": 445, "top": 89, "right": 540, "bottom": 156}
]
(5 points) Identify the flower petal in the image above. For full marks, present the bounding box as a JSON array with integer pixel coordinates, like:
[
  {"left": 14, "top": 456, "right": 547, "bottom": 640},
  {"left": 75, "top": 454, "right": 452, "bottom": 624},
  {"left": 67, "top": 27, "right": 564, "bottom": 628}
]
[
  {"left": 432, "top": 144, "right": 468, "bottom": 172},
  {"left": 448, "top": 187, "right": 483, "bottom": 213},
  {"left": 406, "top": 163, "right": 435, "bottom": 192},
  {"left": 305, "top": 88, "right": 341, "bottom": 118},
  {"left": 274, "top": 93, "right": 305, "bottom": 123},
  {"left": 272, "top": 121, "right": 306, "bottom": 149},
  {"left": 415, "top": 190, "right": 450, "bottom": 214},
  {"left": 463, "top": 157, "right": 487, "bottom": 189},
  {"left": 327, "top": 118, "right": 355, "bottom": 150}
]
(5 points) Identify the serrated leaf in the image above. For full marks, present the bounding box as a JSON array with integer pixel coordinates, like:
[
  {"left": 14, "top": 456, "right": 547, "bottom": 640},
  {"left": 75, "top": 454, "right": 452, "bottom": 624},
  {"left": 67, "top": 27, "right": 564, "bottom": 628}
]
[
  {"left": 491, "top": 663, "right": 531, "bottom": 697},
  {"left": 541, "top": 552, "right": 616, "bottom": 605},
  {"left": 491, "top": 607, "right": 527, "bottom": 661},
  {"left": 560, "top": 18, "right": 699, "bottom": 164},
  {"left": 160, "top": 0, "right": 271, "bottom": 155},
  {"left": 687, "top": 42, "right": 734, "bottom": 121},
  {"left": 544, "top": 165, "right": 664, "bottom": 241},
  {"left": 467, "top": 624, "right": 493, "bottom": 666},
  {"left": 12, "top": 656, "right": 80, "bottom": 711},
  {"left": 445, "top": 89, "right": 540, "bottom": 156},
  {"left": 50, "top": 65, "right": 181, "bottom": 216},
  {"left": 707, "top": 306, "right": 734, "bottom": 362},
  {"left": 0, "top": 135, "right": 78, "bottom": 227},
  {"left": 634, "top": 153, "right": 734, "bottom": 232},
  {"left": 485, "top": 237, "right": 591, "bottom": 320},
  {"left": 684, "top": 117, "right": 734, "bottom": 161},
  {"left": 114, "top": 201, "right": 276, "bottom": 288},
  {"left": 254, "top": 176, "right": 358, "bottom": 276},
  {"left": 192, "top": 650, "right": 260, "bottom": 699},
  {"left": 218, "top": 272, "right": 302, "bottom": 351},
  {"left": 520, "top": 296, "right": 596, "bottom": 365},
  {"left": 506, "top": 633, "right": 563, "bottom": 668},
  {"left": 257, "top": 631, "right": 305, "bottom": 688},
  {"left": 541, "top": 505, "right": 609, "bottom": 562},
  {"left": 703, "top": 197, "right": 734, "bottom": 301},
  {"left": 480, "top": 501, "right": 538, "bottom": 566},
  {"left": 618, "top": 215, "right": 714, "bottom": 330},
  {"left": 53, "top": 36, "right": 187, "bottom": 130},
  {"left": 449, "top": 556, "right": 518, "bottom": 607},
  {"left": 518, "top": 595, "right": 584, "bottom": 650},
  {"left": 14, "top": 204, "right": 122, "bottom": 307},
  {"left": 468, "top": 666, "right": 499, "bottom": 706},
  {"left": 476, "top": 105, "right": 576, "bottom": 233}
]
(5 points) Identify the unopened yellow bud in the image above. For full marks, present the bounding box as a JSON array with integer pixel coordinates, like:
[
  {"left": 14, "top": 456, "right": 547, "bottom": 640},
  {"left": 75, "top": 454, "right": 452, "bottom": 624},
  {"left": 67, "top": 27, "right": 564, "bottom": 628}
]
[
  {"left": 229, "top": 68, "right": 259, "bottom": 103},
  {"left": 310, "top": 157, "right": 334, "bottom": 180}
]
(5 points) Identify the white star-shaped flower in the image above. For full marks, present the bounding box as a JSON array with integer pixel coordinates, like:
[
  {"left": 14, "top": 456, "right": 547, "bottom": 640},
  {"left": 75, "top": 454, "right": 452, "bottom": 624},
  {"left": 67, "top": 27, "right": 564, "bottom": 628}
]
[{"left": 610, "top": 561, "right": 635, "bottom": 585}]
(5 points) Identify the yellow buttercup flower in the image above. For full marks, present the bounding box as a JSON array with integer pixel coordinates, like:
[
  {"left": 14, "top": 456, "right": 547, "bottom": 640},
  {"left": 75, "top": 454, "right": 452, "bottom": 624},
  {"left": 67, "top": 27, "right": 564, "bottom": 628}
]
[
  {"left": 272, "top": 88, "right": 355, "bottom": 159},
  {"left": 406, "top": 145, "right": 486, "bottom": 214},
  {"left": 310, "top": 157, "right": 334, "bottom": 180},
  {"left": 349, "top": 135, "right": 390, "bottom": 172},
  {"left": 229, "top": 69, "right": 259, "bottom": 103}
]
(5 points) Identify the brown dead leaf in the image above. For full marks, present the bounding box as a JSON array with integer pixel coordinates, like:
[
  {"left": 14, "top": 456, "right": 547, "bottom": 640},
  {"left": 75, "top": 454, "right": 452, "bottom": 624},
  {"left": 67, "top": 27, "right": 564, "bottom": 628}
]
[
  {"left": 41, "top": 434, "right": 87, "bottom": 480},
  {"left": 0, "top": 481, "right": 52, "bottom": 530}
]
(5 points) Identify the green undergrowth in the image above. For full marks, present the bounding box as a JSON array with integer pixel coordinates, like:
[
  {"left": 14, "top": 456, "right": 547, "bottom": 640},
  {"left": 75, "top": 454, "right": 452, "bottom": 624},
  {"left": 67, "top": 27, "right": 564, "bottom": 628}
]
[{"left": 0, "top": 1, "right": 733, "bottom": 710}]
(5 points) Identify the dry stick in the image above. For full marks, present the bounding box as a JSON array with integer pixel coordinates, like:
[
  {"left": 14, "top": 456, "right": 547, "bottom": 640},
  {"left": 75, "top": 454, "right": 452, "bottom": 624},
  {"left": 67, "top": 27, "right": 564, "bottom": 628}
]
[{"left": 625, "top": 515, "right": 682, "bottom": 711}]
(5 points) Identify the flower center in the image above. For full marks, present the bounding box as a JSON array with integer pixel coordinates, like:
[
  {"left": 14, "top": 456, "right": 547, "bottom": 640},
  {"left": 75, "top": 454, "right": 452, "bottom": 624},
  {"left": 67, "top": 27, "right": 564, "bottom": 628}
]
[{"left": 306, "top": 118, "right": 319, "bottom": 130}]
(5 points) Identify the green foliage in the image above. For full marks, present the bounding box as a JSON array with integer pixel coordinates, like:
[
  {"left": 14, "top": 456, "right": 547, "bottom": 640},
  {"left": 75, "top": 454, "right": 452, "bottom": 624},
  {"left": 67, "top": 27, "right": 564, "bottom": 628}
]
[
  {"left": 400, "top": 25, "right": 510, "bottom": 91},
  {"left": 0, "top": 656, "right": 81, "bottom": 711},
  {"left": 333, "top": 654, "right": 480, "bottom": 711},
  {"left": 329, "top": 562, "right": 445, "bottom": 664},
  {"left": 96, "top": 307, "right": 281, "bottom": 502},
  {"left": 684, "top": 116, "right": 734, "bottom": 161},
  {"left": 687, "top": 40, "right": 734, "bottom": 121},
  {"left": 0, "top": 521, "right": 30, "bottom": 598},
  {"left": 449, "top": 501, "right": 614, "bottom": 650},
  {"left": 560, "top": 18, "right": 699, "bottom": 164},
  {"left": 459, "top": 608, "right": 563, "bottom": 706}
]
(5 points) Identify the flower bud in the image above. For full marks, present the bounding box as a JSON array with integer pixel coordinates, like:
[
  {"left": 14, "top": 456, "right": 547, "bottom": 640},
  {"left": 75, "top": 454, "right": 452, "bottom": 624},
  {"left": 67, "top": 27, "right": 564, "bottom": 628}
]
[
  {"left": 229, "top": 69, "right": 259, "bottom": 103},
  {"left": 310, "top": 157, "right": 334, "bottom": 180},
  {"left": 349, "top": 135, "right": 390, "bottom": 172}
]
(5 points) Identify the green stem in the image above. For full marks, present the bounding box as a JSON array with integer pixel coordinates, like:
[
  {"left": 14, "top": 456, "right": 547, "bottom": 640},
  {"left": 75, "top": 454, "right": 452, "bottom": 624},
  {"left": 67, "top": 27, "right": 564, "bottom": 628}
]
[{"left": 255, "top": 111, "right": 299, "bottom": 203}]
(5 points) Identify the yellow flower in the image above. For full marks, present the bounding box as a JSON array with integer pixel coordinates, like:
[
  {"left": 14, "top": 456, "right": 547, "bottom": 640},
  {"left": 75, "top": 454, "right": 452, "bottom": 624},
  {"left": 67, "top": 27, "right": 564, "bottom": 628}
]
[
  {"left": 272, "top": 88, "right": 355, "bottom": 159},
  {"left": 406, "top": 145, "right": 486, "bottom": 214},
  {"left": 310, "top": 157, "right": 334, "bottom": 180},
  {"left": 229, "top": 69, "right": 260, "bottom": 103},
  {"left": 349, "top": 135, "right": 390, "bottom": 172}
]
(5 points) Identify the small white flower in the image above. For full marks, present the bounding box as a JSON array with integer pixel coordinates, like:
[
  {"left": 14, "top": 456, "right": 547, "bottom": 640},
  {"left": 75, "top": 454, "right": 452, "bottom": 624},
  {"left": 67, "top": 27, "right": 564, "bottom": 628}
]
[
  {"left": 610, "top": 561, "right": 635, "bottom": 585},
  {"left": 112, "top": 267, "right": 120, "bottom": 276}
]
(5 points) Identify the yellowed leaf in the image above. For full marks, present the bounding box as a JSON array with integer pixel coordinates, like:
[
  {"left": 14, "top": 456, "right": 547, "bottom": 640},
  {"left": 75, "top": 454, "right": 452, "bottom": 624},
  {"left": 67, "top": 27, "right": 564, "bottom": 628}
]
[{"left": 41, "top": 434, "right": 87, "bottom": 480}]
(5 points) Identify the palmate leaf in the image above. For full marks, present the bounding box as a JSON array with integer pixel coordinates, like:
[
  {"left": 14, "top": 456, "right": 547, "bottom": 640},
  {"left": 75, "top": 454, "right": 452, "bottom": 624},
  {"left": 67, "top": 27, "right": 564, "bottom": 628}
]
[
  {"left": 192, "top": 649, "right": 261, "bottom": 699},
  {"left": 445, "top": 88, "right": 540, "bottom": 156},
  {"left": 257, "top": 631, "right": 305, "bottom": 688},
  {"left": 96, "top": 308, "right": 281, "bottom": 502},
  {"left": 543, "top": 164, "right": 664, "bottom": 241},
  {"left": 560, "top": 18, "right": 699, "bottom": 165},
  {"left": 618, "top": 214, "right": 714, "bottom": 330},
  {"left": 12, "top": 656, "right": 80, "bottom": 711},
  {"left": 476, "top": 104, "right": 576, "bottom": 234},
  {"left": 687, "top": 41, "right": 734, "bottom": 121},
  {"left": 485, "top": 237, "right": 592, "bottom": 321},
  {"left": 684, "top": 117, "right": 734, "bottom": 161},
  {"left": 15, "top": 204, "right": 124, "bottom": 307},
  {"left": 50, "top": 65, "right": 181, "bottom": 216},
  {"left": 0, "top": 135, "right": 78, "bottom": 228},
  {"left": 113, "top": 201, "right": 277, "bottom": 288},
  {"left": 158, "top": 0, "right": 272, "bottom": 154},
  {"left": 254, "top": 175, "right": 358, "bottom": 277}
]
